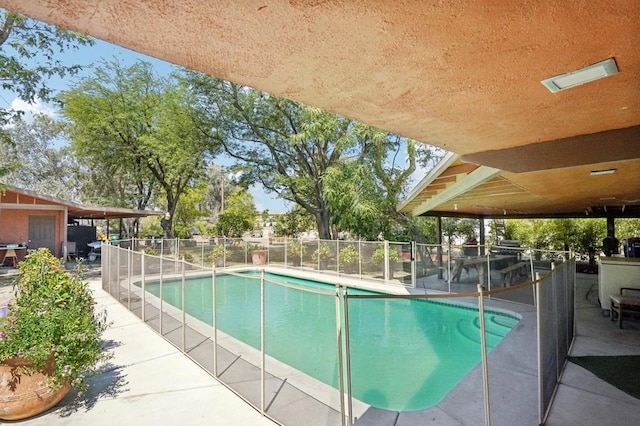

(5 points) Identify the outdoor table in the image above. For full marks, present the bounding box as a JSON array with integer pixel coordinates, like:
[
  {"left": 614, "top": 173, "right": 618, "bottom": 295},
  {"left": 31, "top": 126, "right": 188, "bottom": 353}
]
[{"left": 451, "top": 255, "right": 517, "bottom": 286}]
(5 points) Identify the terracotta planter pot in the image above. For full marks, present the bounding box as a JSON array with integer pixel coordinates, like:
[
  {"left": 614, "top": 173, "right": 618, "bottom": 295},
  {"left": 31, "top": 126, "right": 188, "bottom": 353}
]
[
  {"left": 251, "top": 250, "right": 267, "bottom": 265},
  {"left": 0, "top": 358, "right": 70, "bottom": 421}
]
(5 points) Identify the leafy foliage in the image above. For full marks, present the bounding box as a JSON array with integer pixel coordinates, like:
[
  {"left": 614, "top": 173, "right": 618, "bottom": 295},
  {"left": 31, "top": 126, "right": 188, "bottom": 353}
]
[
  {"left": 172, "top": 184, "right": 208, "bottom": 238},
  {"left": 0, "top": 10, "right": 93, "bottom": 121},
  {"left": 0, "top": 249, "right": 109, "bottom": 393},
  {"left": 442, "top": 218, "right": 477, "bottom": 244},
  {"left": 339, "top": 245, "right": 358, "bottom": 264},
  {"left": 208, "top": 245, "right": 226, "bottom": 265},
  {"left": 184, "top": 72, "right": 431, "bottom": 240},
  {"left": 312, "top": 242, "right": 333, "bottom": 262},
  {"left": 372, "top": 244, "right": 401, "bottom": 264},
  {"left": 287, "top": 240, "right": 306, "bottom": 260},
  {"left": 0, "top": 114, "right": 79, "bottom": 197},
  {"left": 616, "top": 219, "right": 640, "bottom": 243},
  {"left": 502, "top": 218, "right": 640, "bottom": 258},
  {"left": 60, "top": 59, "right": 219, "bottom": 237},
  {"left": 274, "top": 206, "right": 315, "bottom": 237},
  {"left": 215, "top": 189, "right": 256, "bottom": 237}
]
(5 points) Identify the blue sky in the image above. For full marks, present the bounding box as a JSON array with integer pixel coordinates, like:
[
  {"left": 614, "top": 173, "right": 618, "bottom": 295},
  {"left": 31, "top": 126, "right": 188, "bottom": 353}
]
[{"left": 0, "top": 36, "right": 292, "bottom": 212}]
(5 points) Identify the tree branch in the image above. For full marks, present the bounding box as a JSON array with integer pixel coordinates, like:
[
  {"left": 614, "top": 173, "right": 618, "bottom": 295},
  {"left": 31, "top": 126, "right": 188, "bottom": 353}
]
[{"left": 0, "top": 13, "right": 15, "bottom": 47}]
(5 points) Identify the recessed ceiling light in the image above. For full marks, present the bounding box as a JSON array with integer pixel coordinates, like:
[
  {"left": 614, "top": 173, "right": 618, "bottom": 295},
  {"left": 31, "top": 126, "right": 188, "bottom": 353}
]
[
  {"left": 541, "top": 58, "right": 618, "bottom": 93},
  {"left": 590, "top": 168, "right": 616, "bottom": 176}
]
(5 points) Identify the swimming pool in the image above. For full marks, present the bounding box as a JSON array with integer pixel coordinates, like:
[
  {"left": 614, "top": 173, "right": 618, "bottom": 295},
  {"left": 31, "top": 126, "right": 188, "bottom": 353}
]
[{"left": 146, "top": 271, "right": 519, "bottom": 411}]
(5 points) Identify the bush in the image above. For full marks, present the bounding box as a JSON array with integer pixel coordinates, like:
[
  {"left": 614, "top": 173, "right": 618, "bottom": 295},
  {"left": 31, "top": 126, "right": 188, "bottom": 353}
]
[
  {"left": 141, "top": 246, "right": 158, "bottom": 256},
  {"left": 339, "top": 245, "right": 358, "bottom": 264},
  {"left": 0, "top": 249, "right": 110, "bottom": 393},
  {"left": 312, "top": 242, "right": 333, "bottom": 262},
  {"left": 208, "top": 245, "right": 226, "bottom": 265},
  {"left": 287, "top": 240, "right": 306, "bottom": 260},
  {"left": 372, "top": 245, "right": 400, "bottom": 264}
]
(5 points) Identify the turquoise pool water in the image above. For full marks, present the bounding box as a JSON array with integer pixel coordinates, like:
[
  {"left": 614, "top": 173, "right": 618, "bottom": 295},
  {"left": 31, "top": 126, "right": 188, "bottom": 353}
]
[{"left": 146, "top": 272, "right": 519, "bottom": 411}]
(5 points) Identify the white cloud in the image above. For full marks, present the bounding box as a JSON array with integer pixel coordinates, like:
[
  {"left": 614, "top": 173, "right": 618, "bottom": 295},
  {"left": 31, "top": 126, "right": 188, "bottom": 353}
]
[{"left": 10, "top": 97, "right": 56, "bottom": 120}]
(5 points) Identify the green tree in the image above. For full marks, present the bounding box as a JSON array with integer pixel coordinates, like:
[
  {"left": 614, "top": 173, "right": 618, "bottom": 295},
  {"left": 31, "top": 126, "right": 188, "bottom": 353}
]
[
  {"left": 0, "top": 9, "right": 93, "bottom": 183},
  {"left": 60, "top": 59, "right": 218, "bottom": 237},
  {"left": 185, "top": 74, "right": 389, "bottom": 239},
  {"left": 172, "top": 184, "right": 208, "bottom": 238},
  {"left": 0, "top": 114, "right": 79, "bottom": 198},
  {"left": 322, "top": 160, "right": 384, "bottom": 240},
  {"left": 0, "top": 10, "right": 93, "bottom": 125},
  {"left": 505, "top": 219, "right": 552, "bottom": 255},
  {"left": 200, "top": 164, "right": 233, "bottom": 221},
  {"left": 442, "top": 218, "right": 477, "bottom": 244},
  {"left": 215, "top": 189, "right": 256, "bottom": 237},
  {"left": 616, "top": 219, "right": 640, "bottom": 244},
  {"left": 185, "top": 72, "right": 435, "bottom": 240},
  {"left": 575, "top": 219, "right": 606, "bottom": 261},
  {"left": 274, "top": 206, "right": 315, "bottom": 238}
]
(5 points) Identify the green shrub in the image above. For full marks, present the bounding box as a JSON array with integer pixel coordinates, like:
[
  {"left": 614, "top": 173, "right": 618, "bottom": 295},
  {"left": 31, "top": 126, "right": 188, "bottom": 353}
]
[
  {"left": 372, "top": 245, "right": 400, "bottom": 264},
  {"left": 141, "top": 246, "right": 158, "bottom": 256},
  {"left": 287, "top": 240, "right": 306, "bottom": 260},
  {"left": 312, "top": 242, "right": 333, "bottom": 262},
  {"left": 208, "top": 245, "right": 226, "bottom": 265},
  {"left": 0, "top": 249, "right": 110, "bottom": 393},
  {"left": 339, "top": 245, "right": 358, "bottom": 264}
]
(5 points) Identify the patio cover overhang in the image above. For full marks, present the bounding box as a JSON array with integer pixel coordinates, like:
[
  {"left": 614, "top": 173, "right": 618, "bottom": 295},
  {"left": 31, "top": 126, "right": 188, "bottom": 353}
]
[
  {"left": 397, "top": 152, "right": 640, "bottom": 220},
  {"left": 1, "top": 1, "right": 639, "bottom": 219},
  {"left": 0, "top": 185, "right": 163, "bottom": 221}
]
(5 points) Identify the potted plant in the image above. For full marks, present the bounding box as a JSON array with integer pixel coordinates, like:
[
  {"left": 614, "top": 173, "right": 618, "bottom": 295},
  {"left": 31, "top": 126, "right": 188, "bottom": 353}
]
[
  {"left": 312, "top": 242, "right": 333, "bottom": 270},
  {"left": 0, "top": 249, "right": 109, "bottom": 420},
  {"left": 372, "top": 244, "right": 401, "bottom": 279},
  {"left": 209, "top": 244, "right": 227, "bottom": 267},
  {"left": 246, "top": 243, "right": 268, "bottom": 265},
  {"left": 287, "top": 240, "right": 306, "bottom": 267},
  {"left": 339, "top": 245, "right": 359, "bottom": 274}
]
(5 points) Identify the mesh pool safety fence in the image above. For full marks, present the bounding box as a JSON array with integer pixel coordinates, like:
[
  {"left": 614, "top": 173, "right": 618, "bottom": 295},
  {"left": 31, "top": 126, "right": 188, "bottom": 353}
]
[{"left": 103, "top": 238, "right": 575, "bottom": 426}]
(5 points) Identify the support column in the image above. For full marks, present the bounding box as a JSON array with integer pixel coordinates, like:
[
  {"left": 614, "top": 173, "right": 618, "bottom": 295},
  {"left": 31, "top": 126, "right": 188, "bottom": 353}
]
[
  {"left": 479, "top": 218, "right": 486, "bottom": 256},
  {"left": 437, "top": 216, "right": 443, "bottom": 279}
]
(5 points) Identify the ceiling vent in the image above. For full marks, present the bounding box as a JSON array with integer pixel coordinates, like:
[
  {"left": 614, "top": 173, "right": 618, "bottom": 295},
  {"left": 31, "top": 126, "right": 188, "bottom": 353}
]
[{"left": 541, "top": 58, "right": 618, "bottom": 93}]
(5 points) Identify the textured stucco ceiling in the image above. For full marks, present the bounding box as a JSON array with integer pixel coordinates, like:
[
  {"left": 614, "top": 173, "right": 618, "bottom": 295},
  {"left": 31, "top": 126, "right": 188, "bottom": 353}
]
[{"left": 2, "top": 0, "right": 639, "bottom": 217}]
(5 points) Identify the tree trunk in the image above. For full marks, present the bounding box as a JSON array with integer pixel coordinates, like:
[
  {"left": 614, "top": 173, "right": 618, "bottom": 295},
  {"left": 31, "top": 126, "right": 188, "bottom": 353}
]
[
  {"left": 160, "top": 217, "right": 174, "bottom": 239},
  {"left": 160, "top": 191, "right": 178, "bottom": 239},
  {"left": 315, "top": 210, "right": 332, "bottom": 240}
]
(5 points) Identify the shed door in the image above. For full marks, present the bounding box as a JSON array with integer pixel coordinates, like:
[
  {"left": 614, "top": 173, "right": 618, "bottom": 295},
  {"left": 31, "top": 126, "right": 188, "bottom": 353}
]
[{"left": 28, "top": 215, "right": 56, "bottom": 255}]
